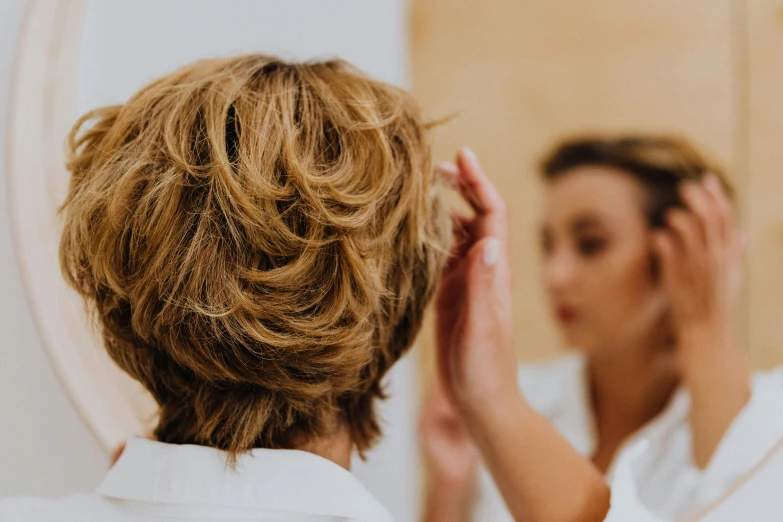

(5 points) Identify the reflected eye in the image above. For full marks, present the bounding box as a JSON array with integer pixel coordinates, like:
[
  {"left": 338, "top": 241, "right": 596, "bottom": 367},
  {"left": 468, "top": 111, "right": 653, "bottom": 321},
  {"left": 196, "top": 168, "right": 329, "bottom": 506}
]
[{"left": 577, "top": 237, "right": 606, "bottom": 257}]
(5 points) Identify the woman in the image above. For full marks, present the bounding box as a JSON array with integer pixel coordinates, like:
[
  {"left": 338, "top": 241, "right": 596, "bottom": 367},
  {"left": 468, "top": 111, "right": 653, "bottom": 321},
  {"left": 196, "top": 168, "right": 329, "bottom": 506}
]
[
  {"left": 422, "top": 136, "right": 783, "bottom": 521},
  {"left": 0, "top": 55, "right": 608, "bottom": 522}
]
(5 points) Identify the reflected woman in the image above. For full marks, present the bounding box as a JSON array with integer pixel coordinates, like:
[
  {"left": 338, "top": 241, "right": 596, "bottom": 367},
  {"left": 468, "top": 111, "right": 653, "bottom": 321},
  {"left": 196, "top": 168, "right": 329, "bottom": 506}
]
[{"left": 422, "top": 136, "right": 783, "bottom": 521}]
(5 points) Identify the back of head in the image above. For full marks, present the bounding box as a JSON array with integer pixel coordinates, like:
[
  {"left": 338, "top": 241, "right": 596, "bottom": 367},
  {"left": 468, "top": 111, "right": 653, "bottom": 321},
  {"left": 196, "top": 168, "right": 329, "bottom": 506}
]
[
  {"left": 541, "top": 135, "right": 734, "bottom": 227},
  {"left": 59, "top": 55, "right": 451, "bottom": 459}
]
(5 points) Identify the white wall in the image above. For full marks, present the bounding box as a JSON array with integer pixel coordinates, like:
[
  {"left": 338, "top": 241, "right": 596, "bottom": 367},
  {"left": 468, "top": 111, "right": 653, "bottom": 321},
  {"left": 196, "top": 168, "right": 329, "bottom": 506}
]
[
  {"left": 1, "top": 1, "right": 419, "bottom": 520},
  {"left": 79, "top": 0, "right": 409, "bottom": 113},
  {"left": 0, "top": 0, "right": 108, "bottom": 497}
]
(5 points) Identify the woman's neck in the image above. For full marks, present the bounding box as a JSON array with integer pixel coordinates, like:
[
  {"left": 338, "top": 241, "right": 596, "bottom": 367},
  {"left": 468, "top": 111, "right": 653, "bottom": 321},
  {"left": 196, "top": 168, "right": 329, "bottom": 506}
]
[
  {"left": 294, "top": 424, "right": 354, "bottom": 470},
  {"left": 586, "top": 328, "right": 680, "bottom": 472},
  {"left": 589, "top": 348, "right": 679, "bottom": 430}
]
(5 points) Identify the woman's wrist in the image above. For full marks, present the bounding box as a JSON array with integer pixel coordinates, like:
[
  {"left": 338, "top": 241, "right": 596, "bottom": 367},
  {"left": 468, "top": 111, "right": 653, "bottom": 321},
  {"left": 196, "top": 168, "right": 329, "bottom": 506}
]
[
  {"left": 423, "top": 474, "right": 477, "bottom": 522},
  {"left": 676, "top": 320, "right": 750, "bottom": 417},
  {"left": 424, "top": 454, "right": 479, "bottom": 496},
  {"left": 426, "top": 472, "right": 477, "bottom": 500},
  {"left": 460, "top": 390, "right": 532, "bottom": 448},
  {"left": 676, "top": 321, "right": 751, "bottom": 468},
  {"left": 676, "top": 321, "right": 739, "bottom": 380}
]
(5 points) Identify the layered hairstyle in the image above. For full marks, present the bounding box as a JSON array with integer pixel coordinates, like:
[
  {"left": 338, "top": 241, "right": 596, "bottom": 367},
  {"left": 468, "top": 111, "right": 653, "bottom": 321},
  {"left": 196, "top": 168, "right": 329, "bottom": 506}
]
[
  {"left": 59, "top": 55, "right": 451, "bottom": 459},
  {"left": 541, "top": 135, "right": 734, "bottom": 227}
]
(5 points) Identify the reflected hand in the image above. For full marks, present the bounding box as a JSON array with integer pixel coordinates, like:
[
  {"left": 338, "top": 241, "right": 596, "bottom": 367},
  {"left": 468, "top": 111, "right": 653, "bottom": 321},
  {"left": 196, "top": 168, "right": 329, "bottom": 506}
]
[
  {"left": 653, "top": 174, "right": 749, "bottom": 468},
  {"left": 652, "top": 175, "right": 744, "bottom": 361}
]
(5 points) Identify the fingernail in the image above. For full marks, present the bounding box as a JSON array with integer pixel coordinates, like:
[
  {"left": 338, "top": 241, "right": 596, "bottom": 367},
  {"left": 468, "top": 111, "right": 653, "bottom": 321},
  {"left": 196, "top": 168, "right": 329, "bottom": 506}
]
[
  {"left": 436, "top": 161, "right": 458, "bottom": 174},
  {"left": 461, "top": 147, "right": 478, "bottom": 163},
  {"left": 483, "top": 237, "right": 501, "bottom": 266},
  {"left": 705, "top": 173, "right": 720, "bottom": 191}
]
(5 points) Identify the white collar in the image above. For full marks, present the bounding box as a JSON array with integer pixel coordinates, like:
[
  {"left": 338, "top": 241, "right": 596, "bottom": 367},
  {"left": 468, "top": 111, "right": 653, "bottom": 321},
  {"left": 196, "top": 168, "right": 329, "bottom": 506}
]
[
  {"left": 96, "top": 437, "right": 394, "bottom": 522},
  {"left": 525, "top": 352, "right": 690, "bottom": 470}
]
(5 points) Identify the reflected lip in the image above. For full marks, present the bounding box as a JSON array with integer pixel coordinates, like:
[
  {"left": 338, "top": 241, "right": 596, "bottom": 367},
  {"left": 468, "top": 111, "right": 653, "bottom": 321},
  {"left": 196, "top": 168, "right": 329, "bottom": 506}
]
[{"left": 555, "top": 305, "right": 578, "bottom": 323}]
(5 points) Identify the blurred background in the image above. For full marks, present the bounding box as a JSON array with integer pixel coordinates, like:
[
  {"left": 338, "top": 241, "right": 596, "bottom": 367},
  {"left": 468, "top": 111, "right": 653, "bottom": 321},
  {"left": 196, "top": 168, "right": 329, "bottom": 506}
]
[
  {"left": 413, "top": 0, "right": 783, "bottom": 370},
  {"left": 2, "top": 0, "right": 782, "bottom": 519}
]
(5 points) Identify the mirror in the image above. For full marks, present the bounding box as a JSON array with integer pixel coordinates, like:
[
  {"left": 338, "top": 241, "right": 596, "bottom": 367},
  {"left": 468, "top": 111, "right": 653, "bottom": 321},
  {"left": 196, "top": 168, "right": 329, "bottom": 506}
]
[
  {"left": 413, "top": 0, "right": 783, "bottom": 366},
  {"left": 412, "top": 2, "right": 783, "bottom": 520}
]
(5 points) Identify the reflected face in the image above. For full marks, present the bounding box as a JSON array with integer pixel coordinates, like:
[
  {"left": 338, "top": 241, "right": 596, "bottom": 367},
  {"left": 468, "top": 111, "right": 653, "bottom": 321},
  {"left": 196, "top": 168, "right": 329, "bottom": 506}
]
[{"left": 541, "top": 167, "right": 666, "bottom": 353}]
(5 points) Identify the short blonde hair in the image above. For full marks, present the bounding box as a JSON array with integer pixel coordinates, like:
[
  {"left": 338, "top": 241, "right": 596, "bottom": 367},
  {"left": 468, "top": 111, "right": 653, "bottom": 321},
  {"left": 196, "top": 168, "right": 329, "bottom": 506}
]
[{"left": 59, "top": 55, "right": 451, "bottom": 458}]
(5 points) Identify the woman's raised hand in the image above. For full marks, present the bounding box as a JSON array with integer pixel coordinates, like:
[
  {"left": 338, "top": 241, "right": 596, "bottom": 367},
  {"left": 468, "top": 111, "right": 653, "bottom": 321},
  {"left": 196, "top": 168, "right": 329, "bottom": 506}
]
[
  {"left": 653, "top": 175, "right": 744, "bottom": 348},
  {"left": 433, "top": 148, "right": 517, "bottom": 419},
  {"left": 653, "top": 174, "right": 750, "bottom": 468},
  {"left": 429, "top": 149, "right": 609, "bottom": 522}
]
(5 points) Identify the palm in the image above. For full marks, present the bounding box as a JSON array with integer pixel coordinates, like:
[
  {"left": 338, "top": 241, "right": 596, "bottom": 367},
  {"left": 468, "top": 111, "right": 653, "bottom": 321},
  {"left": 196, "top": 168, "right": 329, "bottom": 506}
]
[
  {"left": 420, "top": 384, "right": 479, "bottom": 484},
  {"left": 431, "top": 150, "right": 516, "bottom": 411}
]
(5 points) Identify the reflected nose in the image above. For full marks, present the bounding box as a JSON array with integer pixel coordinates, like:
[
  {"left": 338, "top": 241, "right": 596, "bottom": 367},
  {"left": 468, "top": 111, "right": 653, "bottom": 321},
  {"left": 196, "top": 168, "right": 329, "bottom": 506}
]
[{"left": 544, "top": 249, "right": 577, "bottom": 295}]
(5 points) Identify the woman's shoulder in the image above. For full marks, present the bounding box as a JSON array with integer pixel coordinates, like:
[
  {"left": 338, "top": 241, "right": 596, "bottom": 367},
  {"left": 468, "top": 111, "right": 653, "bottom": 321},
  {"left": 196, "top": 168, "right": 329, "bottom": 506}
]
[
  {"left": 0, "top": 493, "right": 108, "bottom": 521},
  {"left": 516, "top": 352, "right": 586, "bottom": 414}
]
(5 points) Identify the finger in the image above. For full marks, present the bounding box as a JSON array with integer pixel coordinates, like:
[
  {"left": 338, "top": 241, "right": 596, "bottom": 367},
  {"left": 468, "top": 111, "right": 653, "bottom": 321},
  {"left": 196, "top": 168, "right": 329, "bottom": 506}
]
[
  {"left": 461, "top": 236, "right": 513, "bottom": 354},
  {"left": 436, "top": 161, "right": 460, "bottom": 181},
  {"left": 436, "top": 162, "right": 461, "bottom": 197},
  {"left": 665, "top": 209, "right": 705, "bottom": 273},
  {"left": 652, "top": 231, "right": 677, "bottom": 291},
  {"left": 463, "top": 236, "right": 506, "bottom": 314},
  {"left": 442, "top": 213, "right": 473, "bottom": 274},
  {"left": 729, "top": 229, "right": 747, "bottom": 295},
  {"left": 702, "top": 174, "right": 732, "bottom": 244},
  {"left": 430, "top": 379, "right": 459, "bottom": 415},
  {"left": 679, "top": 182, "right": 720, "bottom": 253},
  {"left": 455, "top": 148, "right": 506, "bottom": 218},
  {"left": 732, "top": 229, "right": 748, "bottom": 266},
  {"left": 451, "top": 212, "right": 473, "bottom": 238}
]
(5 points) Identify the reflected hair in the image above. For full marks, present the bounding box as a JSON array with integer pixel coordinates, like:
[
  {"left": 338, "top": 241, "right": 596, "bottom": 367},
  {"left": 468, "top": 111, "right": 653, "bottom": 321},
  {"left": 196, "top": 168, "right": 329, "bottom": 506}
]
[
  {"left": 541, "top": 135, "right": 734, "bottom": 227},
  {"left": 59, "top": 55, "right": 451, "bottom": 461}
]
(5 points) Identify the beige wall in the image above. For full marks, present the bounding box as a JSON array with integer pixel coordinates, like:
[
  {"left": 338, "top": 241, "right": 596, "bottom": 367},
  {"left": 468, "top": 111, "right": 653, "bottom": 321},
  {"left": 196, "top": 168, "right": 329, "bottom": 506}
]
[
  {"left": 747, "top": 1, "right": 783, "bottom": 369},
  {"left": 412, "top": 1, "right": 782, "bottom": 369}
]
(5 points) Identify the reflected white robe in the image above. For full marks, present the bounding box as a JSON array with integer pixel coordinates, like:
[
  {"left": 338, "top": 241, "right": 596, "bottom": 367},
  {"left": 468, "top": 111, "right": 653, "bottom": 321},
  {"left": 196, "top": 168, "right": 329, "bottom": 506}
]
[{"left": 476, "top": 353, "right": 783, "bottom": 521}]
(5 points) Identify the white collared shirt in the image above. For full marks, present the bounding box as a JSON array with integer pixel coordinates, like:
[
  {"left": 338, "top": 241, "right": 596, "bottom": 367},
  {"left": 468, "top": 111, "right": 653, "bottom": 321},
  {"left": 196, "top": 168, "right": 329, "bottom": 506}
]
[
  {"left": 0, "top": 437, "right": 395, "bottom": 522},
  {"left": 475, "top": 353, "right": 783, "bottom": 521},
  {"left": 607, "top": 420, "right": 783, "bottom": 521},
  {"left": 696, "top": 435, "right": 783, "bottom": 521}
]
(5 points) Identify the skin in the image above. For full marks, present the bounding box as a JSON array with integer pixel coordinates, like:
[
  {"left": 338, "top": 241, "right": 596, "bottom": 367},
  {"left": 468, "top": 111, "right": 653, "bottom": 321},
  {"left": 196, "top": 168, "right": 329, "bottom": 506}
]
[
  {"left": 543, "top": 167, "right": 669, "bottom": 358},
  {"left": 423, "top": 150, "right": 610, "bottom": 522},
  {"left": 422, "top": 163, "right": 749, "bottom": 521},
  {"left": 543, "top": 166, "right": 680, "bottom": 473}
]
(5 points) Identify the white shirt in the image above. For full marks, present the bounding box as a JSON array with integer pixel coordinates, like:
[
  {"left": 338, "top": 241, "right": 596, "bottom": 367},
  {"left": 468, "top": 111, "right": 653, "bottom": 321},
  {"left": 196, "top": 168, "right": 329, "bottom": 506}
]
[
  {"left": 698, "top": 435, "right": 783, "bottom": 521},
  {"left": 0, "top": 437, "right": 394, "bottom": 522},
  {"left": 609, "top": 404, "right": 783, "bottom": 521},
  {"left": 476, "top": 353, "right": 783, "bottom": 521}
]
